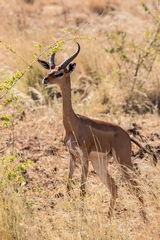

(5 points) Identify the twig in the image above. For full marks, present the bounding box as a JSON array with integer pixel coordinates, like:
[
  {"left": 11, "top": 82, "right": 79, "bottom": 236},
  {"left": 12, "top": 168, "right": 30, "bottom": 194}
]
[{"left": 0, "top": 4, "right": 107, "bottom": 99}]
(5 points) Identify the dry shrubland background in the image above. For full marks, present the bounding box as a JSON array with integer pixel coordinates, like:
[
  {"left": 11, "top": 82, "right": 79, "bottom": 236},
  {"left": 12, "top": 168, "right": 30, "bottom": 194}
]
[{"left": 0, "top": 0, "right": 160, "bottom": 239}]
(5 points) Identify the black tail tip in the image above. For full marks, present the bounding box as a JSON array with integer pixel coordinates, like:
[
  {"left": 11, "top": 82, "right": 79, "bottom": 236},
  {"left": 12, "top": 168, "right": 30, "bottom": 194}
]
[{"left": 153, "top": 154, "right": 157, "bottom": 166}]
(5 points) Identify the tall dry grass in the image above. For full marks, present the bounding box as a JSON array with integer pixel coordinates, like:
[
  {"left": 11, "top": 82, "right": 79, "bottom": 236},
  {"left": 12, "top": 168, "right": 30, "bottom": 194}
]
[
  {"left": 1, "top": 154, "right": 160, "bottom": 240},
  {"left": 0, "top": 162, "right": 54, "bottom": 240},
  {"left": 1, "top": 137, "right": 160, "bottom": 240}
]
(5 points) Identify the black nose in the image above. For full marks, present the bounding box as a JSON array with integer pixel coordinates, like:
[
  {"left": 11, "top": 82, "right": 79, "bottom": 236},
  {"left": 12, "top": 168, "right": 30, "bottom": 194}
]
[{"left": 42, "top": 78, "right": 48, "bottom": 84}]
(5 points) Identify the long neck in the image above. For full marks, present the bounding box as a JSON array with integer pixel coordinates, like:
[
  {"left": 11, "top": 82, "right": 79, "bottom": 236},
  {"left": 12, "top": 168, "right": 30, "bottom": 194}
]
[{"left": 60, "top": 76, "right": 77, "bottom": 132}]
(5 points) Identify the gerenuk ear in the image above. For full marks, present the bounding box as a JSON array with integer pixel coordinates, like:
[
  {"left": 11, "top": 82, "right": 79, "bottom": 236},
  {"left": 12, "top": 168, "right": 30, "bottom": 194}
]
[
  {"left": 38, "top": 59, "right": 50, "bottom": 70},
  {"left": 68, "top": 63, "right": 76, "bottom": 73}
]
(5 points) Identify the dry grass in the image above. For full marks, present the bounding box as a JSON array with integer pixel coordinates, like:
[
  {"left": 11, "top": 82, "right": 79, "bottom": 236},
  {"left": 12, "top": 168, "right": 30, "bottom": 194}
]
[
  {"left": 0, "top": 100, "right": 160, "bottom": 240},
  {"left": 0, "top": 0, "right": 160, "bottom": 239}
]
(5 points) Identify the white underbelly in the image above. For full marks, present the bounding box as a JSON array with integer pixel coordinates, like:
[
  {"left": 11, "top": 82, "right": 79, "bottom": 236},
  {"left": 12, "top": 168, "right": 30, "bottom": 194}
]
[
  {"left": 67, "top": 137, "right": 113, "bottom": 162},
  {"left": 89, "top": 151, "right": 112, "bottom": 162}
]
